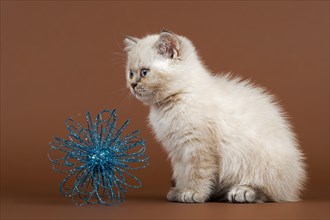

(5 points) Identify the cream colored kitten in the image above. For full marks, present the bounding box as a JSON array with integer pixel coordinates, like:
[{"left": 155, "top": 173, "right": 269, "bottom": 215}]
[{"left": 124, "top": 30, "right": 306, "bottom": 203}]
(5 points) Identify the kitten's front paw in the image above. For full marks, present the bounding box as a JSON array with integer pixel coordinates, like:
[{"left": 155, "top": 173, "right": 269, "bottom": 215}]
[
  {"left": 167, "top": 189, "right": 207, "bottom": 203},
  {"left": 167, "top": 189, "right": 178, "bottom": 202},
  {"left": 227, "top": 185, "right": 265, "bottom": 203}
]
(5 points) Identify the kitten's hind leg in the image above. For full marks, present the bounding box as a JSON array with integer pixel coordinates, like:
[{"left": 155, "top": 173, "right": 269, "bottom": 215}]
[{"left": 227, "top": 185, "right": 270, "bottom": 203}]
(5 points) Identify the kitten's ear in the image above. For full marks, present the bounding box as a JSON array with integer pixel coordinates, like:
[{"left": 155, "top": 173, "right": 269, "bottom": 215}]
[
  {"left": 124, "top": 36, "right": 138, "bottom": 52},
  {"left": 155, "top": 30, "right": 180, "bottom": 59}
]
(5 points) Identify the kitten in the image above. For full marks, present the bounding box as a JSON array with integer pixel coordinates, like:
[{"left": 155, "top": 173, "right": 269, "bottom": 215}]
[{"left": 123, "top": 30, "right": 306, "bottom": 203}]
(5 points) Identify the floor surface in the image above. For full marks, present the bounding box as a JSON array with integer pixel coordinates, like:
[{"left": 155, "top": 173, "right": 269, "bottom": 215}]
[{"left": 1, "top": 194, "right": 329, "bottom": 220}]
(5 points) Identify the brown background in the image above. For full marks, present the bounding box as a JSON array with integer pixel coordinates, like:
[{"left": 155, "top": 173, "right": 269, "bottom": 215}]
[{"left": 1, "top": 0, "right": 329, "bottom": 219}]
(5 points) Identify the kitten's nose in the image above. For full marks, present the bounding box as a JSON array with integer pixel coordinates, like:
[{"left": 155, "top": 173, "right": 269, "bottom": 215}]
[{"left": 131, "top": 83, "right": 137, "bottom": 89}]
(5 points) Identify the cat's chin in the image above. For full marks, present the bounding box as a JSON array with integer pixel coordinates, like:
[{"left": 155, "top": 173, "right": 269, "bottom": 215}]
[
  {"left": 132, "top": 92, "right": 155, "bottom": 106},
  {"left": 137, "top": 98, "right": 155, "bottom": 106}
]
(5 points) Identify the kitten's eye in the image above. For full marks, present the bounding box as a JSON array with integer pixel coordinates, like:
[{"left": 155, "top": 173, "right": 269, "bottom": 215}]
[
  {"left": 129, "top": 70, "right": 134, "bottom": 79},
  {"left": 140, "top": 69, "right": 149, "bottom": 77}
]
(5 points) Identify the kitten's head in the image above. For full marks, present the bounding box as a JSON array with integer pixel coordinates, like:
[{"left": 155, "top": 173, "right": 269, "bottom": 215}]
[{"left": 124, "top": 30, "right": 196, "bottom": 105}]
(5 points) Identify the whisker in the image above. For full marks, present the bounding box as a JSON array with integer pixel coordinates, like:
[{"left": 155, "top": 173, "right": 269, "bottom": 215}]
[
  {"left": 120, "top": 90, "right": 134, "bottom": 107},
  {"left": 114, "top": 37, "right": 125, "bottom": 52},
  {"left": 108, "top": 87, "right": 129, "bottom": 94}
]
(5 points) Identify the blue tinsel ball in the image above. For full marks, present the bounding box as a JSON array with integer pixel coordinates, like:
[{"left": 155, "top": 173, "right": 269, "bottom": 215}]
[{"left": 48, "top": 109, "right": 149, "bottom": 206}]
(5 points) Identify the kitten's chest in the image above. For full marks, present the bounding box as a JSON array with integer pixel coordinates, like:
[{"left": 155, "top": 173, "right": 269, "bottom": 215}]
[
  {"left": 149, "top": 108, "right": 174, "bottom": 140},
  {"left": 148, "top": 106, "right": 186, "bottom": 150}
]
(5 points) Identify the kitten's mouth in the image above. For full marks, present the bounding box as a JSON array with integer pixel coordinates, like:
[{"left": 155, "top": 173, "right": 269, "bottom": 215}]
[
  {"left": 132, "top": 90, "right": 142, "bottom": 97},
  {"left": 132, "top": 89, "right": 145, "bottom": 99},
  {"left": 132, "top": 87, "right": 147, "bottom": 97},
  {"left": 130, "top": 87, "right": 154, "bottom": 104}
]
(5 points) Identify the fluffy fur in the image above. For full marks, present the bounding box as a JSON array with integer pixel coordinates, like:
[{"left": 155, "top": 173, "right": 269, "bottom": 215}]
[{"left": 124, "top": 30, "right": 306, "bottom": 203}]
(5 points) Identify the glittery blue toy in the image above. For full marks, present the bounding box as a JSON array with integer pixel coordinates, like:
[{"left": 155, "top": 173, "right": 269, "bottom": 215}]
[{"left": 48, "top": 109, "right": 149, "bottom": 206}]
